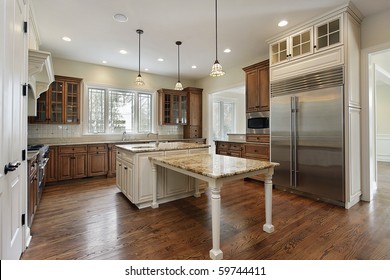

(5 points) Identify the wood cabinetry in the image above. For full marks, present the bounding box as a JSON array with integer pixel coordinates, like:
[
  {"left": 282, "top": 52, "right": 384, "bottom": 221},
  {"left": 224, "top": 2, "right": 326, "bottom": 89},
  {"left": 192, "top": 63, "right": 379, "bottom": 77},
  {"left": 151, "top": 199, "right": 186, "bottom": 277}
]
[
  {"left": 158, "top": 88, "right": 187, "bottom": 125},
  {"left": 58, "top": 145, "right": 87, "bottom": 180},
  {"left": 243, "top": 60, "right": 270, "bottom": 112},
  {"left": 107, "top": 144, "right": 117, "bottom": 178},
  {"left": 216, "top": 137, "right": 270, "bottom": 181},
  {"left": 87, "top": 144, "right": 108, "bottom": 177},
  {"left": 29, "top": 75, "right": 82, "bottom": 124},
  {"left": 46, "top": 146, "right": 58, "bottom": 183},
  {"left": 28, "top": 154, "right": 38, "bottom": 227},
  {"left": 183, "top": 87, "right": 203, "bottom": 138}
]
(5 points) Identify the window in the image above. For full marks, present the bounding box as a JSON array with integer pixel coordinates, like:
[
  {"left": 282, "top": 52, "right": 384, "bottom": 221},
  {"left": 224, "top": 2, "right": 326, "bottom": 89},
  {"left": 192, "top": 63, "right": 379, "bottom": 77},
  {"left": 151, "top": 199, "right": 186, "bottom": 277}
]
[
  {"left": 87, "top": 87, "right": 152, "bottom": 134},
  {"left": 212, "top": 100, "right": 235, "bottom": 140}
]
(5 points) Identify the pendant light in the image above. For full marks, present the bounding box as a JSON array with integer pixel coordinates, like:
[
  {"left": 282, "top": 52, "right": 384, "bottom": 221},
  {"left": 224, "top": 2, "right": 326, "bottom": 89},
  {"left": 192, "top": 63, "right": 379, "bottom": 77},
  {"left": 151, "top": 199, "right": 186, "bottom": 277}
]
[
  {"left": 174, "top": 41, "right": 183, "bottom": 90},
  {"left": 210, "top": 0, "right": 225, "bottom": 77},
  {"left": 135, "top": 29, "right": 145, "bottom": 85}
]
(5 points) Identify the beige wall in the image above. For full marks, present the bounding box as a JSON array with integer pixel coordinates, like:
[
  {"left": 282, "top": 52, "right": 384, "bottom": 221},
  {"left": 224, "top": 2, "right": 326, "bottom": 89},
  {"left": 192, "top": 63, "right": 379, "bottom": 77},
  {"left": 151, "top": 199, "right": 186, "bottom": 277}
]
[
  {"left": 376, "top": 84, "right": 390, "bottom": 134},
  {"left": 53, "top": 57, "right": 195, "bottom": 91},
  {"left": 361, "top": 9, "right": 390, "bottom": 50}
]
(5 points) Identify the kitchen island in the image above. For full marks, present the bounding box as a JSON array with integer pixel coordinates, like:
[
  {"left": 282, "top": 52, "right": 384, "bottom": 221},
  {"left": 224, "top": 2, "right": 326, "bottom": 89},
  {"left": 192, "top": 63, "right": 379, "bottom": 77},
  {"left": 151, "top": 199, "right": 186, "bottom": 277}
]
[
  {"left": 115, "top": 142, "right": 210, "bottom": 209},
  {"left": 149, "top": 153, "right": 279, "bottom": 260}
]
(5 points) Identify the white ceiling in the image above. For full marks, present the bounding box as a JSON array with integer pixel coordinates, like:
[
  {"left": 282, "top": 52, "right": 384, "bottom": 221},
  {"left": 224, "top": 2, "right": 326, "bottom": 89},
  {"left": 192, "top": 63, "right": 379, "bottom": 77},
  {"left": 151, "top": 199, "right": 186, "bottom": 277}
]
[{"left": 31, "top": 0, "right": 390, "bottom": 81}]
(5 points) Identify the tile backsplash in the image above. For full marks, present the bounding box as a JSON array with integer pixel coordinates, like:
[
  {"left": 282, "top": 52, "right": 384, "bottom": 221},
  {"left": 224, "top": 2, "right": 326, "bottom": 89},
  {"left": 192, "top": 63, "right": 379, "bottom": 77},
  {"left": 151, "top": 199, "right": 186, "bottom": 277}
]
[{"left": 28, "top": 124, "right": 184, "bottom": 143}]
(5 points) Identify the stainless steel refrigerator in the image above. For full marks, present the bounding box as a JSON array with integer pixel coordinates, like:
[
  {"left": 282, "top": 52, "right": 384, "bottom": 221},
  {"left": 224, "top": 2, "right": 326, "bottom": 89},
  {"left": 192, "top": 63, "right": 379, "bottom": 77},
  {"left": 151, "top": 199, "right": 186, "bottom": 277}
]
[{"left": 270, "top": 67, "right": 345, "bottom": 204}]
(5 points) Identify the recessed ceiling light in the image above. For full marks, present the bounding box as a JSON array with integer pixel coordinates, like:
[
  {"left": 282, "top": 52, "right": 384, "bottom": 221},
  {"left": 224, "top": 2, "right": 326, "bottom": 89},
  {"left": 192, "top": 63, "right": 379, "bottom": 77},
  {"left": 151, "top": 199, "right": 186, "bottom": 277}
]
[
  {"left": 102, "top": 60, "right": 107, "bottom": 64},
  {"left": 144, "top": 68, "right": 149, "bottom": 71},
  {"left": 224, "top": 48, "right": 231, "bottom": 53},
  {"left": 157, "top": 58, "right": 164, "bottom": 62},
  {"left": 62, "top": 36, "right": 71, "bottom": 42},
  {"left": 113, "top": 13, "right": 128, "bottom": 23},
  {"left": 120, "top": 50, "right": 127, "bottom": 54},
  {"left": 192, "top": 65, "right": 197, "bottom": 69},
  {"left": 278, "top": 20, "right": 288, "bottom": 27}
]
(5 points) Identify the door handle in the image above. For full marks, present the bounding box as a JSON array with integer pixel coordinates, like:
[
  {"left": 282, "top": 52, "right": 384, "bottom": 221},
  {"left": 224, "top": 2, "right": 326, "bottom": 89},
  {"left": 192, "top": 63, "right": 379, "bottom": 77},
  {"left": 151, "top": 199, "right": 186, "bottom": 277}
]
[{"left": 4, "top": 161, "right": 21, "bottom": 174}]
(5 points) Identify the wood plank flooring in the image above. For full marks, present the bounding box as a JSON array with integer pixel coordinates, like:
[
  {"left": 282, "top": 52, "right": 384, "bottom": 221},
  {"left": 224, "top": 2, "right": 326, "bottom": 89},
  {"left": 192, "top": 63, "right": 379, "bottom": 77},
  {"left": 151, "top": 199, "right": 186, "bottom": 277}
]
[{"left": 21, "top": 163, "right": 390, "bottom": 260}]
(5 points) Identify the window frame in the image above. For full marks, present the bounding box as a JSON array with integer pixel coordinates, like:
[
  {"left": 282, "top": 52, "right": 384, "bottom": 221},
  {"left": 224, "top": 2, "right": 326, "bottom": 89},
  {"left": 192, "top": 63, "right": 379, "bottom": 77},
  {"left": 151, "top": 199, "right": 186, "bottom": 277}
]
[
  {"left": 212, "top": 97, "right": 237, "bottom": 140},
  {"left": 83, "top": 84, "right": 155, "bottom": 135}
]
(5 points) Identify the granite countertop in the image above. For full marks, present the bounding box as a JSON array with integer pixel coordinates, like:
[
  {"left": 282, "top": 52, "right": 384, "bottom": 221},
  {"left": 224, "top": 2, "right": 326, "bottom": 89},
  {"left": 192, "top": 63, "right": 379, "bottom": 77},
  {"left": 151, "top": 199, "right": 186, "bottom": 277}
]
[
  {"left": 116, "top": 142, "right": 210, "bottom": 153},
  {"left": 28, "top": 138, "right": 206, "bottom": 147},
  {"left": 150, "top": 153, "right": 279, "bottom": 179},
  {"left": 27, "top": 151, "right": 39, "bottom": 161}
]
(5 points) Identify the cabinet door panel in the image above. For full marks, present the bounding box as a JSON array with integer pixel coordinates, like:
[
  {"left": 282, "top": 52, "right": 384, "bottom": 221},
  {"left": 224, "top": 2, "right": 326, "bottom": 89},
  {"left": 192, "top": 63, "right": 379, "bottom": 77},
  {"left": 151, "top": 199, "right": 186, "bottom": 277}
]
[
  {"left": 88, "top": 152, "right": 108, "bottom": 176},
  {"left": 246, "top": 70, "right": 259, "bottom": 112},
  {"left": 58, "top": 154, "right": 72, "bottom": 181},
  {"left": 74, "top": 153, "right": 87, "bottom": 178}
]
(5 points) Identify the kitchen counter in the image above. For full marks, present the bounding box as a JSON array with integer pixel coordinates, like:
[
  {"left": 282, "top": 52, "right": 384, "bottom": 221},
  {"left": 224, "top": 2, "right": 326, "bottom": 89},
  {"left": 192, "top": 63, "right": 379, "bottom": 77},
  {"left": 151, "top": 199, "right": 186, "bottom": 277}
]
[
  {"left": 149, "top": 153, "right": 277, "bottom": 179},
  {"left": 149, "top": 153, "right": 279, "bottom": 259},
  {"left": 116, "top": 142, "right": 210, "bottom": 153},
  {"left": 28, "top": 138, "right": 206, "bottom": 146}
]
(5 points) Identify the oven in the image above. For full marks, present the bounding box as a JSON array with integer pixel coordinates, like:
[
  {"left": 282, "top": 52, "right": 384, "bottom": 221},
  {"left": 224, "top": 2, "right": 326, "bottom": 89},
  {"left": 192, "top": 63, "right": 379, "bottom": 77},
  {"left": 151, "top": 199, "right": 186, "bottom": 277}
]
[
  {"left": 246, "top": 111, "right": 270, "bottom": 134},
  {"left": 27, "top": 144, "right": 49, "bottom": 200}
]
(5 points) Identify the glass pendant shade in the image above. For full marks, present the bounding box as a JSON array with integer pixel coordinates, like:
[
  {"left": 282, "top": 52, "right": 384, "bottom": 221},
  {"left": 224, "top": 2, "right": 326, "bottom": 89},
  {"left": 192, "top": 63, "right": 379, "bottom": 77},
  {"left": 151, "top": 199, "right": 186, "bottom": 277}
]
[
  {"left": 210, "top": 59, "right": 225, "bottom": 77},
  {"left": 210, "top": 0, "right": 225, "bottom": 77},
  {"left": 174, "top": 81, "right": 183, "bottom": 90},
  {"left": 175, "top": 41, "right": 183, "bottom": 90},
  {"left": 135, "top": 74, "right": 145, "bottom": 85}
]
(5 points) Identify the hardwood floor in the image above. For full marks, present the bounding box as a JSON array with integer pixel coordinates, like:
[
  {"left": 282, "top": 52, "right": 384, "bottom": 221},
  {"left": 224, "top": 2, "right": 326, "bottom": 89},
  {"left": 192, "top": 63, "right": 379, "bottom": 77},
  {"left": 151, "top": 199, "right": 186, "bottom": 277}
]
[{"left": 21, "top": 165, "right": 390, "bottom": 260}]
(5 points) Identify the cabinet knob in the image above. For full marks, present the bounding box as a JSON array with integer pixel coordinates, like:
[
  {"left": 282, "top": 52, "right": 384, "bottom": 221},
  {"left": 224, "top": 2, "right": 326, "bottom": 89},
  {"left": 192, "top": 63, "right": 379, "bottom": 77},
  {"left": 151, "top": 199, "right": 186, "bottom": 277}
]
[{"left": 314, "top": 45, "right": 317, "bottom": 49}]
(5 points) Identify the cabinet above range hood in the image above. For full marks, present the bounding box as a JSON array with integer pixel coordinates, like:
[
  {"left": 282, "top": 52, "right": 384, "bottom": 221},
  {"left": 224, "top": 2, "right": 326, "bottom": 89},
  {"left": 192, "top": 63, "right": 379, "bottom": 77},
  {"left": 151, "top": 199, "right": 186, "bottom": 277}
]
[{"left": 28, "top": 49, "right": 55, "bottom": 116}]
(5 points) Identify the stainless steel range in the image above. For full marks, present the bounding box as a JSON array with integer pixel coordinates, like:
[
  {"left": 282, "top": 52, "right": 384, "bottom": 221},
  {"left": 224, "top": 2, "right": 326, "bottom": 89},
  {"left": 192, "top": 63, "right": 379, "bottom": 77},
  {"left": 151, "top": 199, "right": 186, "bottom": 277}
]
[{"left": 27, "top": 144, "right": 49, "bottom": 199}]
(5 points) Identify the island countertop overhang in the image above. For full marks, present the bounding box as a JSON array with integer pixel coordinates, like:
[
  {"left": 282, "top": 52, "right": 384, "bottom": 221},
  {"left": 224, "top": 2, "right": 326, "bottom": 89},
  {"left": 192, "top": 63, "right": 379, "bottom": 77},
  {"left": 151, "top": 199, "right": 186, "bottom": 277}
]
[{"left": 149, "top": 153, "right": 279, "bottom": 179}]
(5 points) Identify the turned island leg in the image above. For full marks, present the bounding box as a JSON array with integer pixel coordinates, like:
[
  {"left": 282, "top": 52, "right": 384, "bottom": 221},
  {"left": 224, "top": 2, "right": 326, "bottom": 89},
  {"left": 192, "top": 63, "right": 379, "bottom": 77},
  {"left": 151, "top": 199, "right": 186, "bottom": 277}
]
[
  {"left": 263, "top": 169, "right": 274, "bottom": 233},
  {"left": 209, "top": 180, "right": 223, "bottom": 260},
  {"left": 151, "top": 162, "right": 159, "bottom": 209}
]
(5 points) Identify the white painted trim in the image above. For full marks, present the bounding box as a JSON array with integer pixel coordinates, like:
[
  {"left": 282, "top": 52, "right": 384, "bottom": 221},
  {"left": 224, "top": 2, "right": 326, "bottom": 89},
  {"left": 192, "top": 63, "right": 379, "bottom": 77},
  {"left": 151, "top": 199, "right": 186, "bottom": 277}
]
[
  {"left": 361, "top": 42, "right": 390, "bottom": 202},
  {"left": 377, "top": 134, "right": 390, "bottom": 162}
]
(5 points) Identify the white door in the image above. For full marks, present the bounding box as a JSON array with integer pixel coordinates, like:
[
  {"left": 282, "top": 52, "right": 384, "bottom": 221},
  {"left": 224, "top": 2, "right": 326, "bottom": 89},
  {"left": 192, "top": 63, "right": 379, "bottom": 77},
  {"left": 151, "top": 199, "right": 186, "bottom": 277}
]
[{"left": 0, "top": 0, "right": 27, "bottom": 260}]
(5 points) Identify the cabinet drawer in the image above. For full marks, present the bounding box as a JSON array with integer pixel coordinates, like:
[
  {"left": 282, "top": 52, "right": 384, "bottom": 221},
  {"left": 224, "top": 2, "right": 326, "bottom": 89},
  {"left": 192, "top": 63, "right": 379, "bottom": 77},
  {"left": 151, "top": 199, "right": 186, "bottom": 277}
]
[
  {"left": 246, "top": 134, "right": 270, "bottom": 143},
  {"left": 217, "top": 142, "right": 229, "bottom": 150},
  {"left": 116, "top": 150, "right": 133, "bottom": 163},
  {"left": 59, "top": 145, "right": 87, "bottom": 154},
  {"left": 88, "top": 144, "right": 108, "bottom": 153},
  {"left": 244, "top": 144, "right": 269, "bottom": 159},
  {"left": 229, "top": 143, "right": 243, "bottom": 151}
]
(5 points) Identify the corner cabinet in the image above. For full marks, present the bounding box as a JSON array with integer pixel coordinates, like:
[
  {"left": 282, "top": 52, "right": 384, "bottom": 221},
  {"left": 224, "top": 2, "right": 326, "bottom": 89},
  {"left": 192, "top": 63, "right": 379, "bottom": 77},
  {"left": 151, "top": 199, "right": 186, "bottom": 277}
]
[
  {"left": 158, "top": 88, "right": 187, "bottom": 125},
  {"left": 29, "top": 75, "right": 82, "bottom": 124},
  {"left": 243, "top": 59, "right": 270, "bottom": 112},
  {"left": 183, "top": 87, "right": 203, "bottom": 138}
]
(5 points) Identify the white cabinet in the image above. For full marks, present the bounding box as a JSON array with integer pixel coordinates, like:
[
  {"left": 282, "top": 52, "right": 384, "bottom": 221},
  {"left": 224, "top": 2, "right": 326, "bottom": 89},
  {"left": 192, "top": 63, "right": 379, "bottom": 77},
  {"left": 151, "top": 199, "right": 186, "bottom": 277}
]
[
  {"left": 314, "top": 15, "right": 342, "bottom": 52},
  {"left": 269, "top": 11, "right": 344, "bottom": 67},
  {"left": 116, "top": 147, "right": 209, "bottom": 208},
  {"left": 270, "top": 27, "right": 313, "bottom": 65}
]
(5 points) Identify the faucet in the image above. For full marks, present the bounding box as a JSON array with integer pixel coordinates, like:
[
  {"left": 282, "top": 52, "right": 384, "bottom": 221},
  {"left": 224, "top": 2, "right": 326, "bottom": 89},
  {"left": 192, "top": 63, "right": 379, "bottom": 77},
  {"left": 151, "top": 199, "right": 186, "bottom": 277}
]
[
  {"left": 122, "top": 131, "right": 127, "bottom": 141},
  {"left": 147, "top": 132, "right": 159, "bottom": 146}
]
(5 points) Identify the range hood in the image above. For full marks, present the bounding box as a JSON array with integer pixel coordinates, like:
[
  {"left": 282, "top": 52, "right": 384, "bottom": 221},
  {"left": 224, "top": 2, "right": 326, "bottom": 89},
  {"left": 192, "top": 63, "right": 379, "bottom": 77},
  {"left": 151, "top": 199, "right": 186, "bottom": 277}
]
[{"left": 28, "top": 49, "right": 55, "bottom": 116}]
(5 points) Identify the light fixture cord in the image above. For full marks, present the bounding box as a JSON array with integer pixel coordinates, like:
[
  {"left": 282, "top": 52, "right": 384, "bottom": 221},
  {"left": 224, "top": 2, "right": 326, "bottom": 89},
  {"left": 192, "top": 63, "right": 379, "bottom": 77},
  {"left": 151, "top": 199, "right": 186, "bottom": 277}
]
[
  {"left": 178, "top": 44, "right": 181, "bottom": 82},
  {"left": 138, "top": 31, "right": 141, "bottom": 75},
  {"left": 215, "top": 0, "right": 218, "bottom": 61}
]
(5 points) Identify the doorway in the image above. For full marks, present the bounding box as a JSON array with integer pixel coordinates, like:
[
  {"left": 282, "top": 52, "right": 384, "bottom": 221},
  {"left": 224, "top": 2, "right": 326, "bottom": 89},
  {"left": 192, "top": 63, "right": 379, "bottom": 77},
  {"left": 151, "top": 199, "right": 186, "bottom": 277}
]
[{"left": 363, "top": 46, "right": 390, "bottom": 201}]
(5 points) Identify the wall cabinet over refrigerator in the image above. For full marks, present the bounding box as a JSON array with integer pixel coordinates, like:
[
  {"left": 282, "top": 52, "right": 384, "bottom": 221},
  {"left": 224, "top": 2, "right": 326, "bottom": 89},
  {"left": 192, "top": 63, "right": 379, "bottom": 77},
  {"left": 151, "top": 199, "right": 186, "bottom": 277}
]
[{"left": 268, "top": 2, "right": 363, "bottom": 209}]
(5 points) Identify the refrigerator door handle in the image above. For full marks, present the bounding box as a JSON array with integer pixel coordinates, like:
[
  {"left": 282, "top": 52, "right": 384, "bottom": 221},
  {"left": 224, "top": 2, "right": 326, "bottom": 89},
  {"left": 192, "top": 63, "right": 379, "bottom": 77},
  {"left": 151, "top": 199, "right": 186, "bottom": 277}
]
[{"left": 291, "top": 96, "right": 298, "bottom": 188}]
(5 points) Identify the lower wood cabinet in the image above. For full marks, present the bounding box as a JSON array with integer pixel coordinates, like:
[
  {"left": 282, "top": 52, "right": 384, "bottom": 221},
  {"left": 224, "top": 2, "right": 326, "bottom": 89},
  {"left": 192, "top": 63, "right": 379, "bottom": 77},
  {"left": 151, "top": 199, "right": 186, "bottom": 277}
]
[
  {"left": 87, "top": 144, "right": 108, "bottom": 177},
  {"left": 46, "top": 146, "right": 58, "bottom": 183},
  {"left": 28, "top": 154, "right": 38, "bottom": 227},
  {"left": 107, "top": 144, "right": 117, "bottom": 177},
  {"left": 58, "top": 145, "right": 88, "bottom": 180}
]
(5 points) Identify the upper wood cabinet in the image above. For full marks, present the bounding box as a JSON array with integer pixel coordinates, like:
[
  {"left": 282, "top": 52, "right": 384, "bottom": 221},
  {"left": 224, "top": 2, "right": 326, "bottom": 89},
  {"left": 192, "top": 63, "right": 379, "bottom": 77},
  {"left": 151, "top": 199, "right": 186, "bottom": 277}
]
[
  {"left": 183, "top": 87, "right": 203, "bottom": 138},
  {"left": 158, "top": 88, "right": 187, "bottom": 125},
  {"left": 243, "top": 59, "right": 270, "bottom": 113},
  {"left": 29, "top": 75, "right": 82, "bottom": 124}
]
